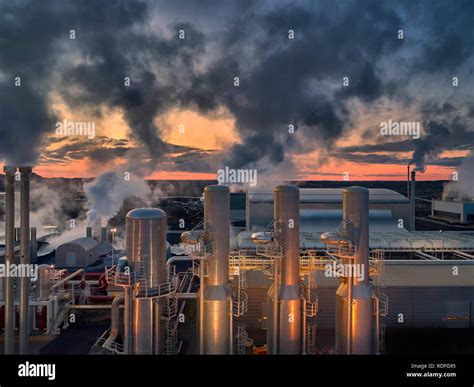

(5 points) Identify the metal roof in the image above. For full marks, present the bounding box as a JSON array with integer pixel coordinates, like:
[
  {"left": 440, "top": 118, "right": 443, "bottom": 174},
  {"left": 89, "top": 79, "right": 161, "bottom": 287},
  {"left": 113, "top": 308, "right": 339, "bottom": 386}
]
[
  {"left": 300, "top": 209, "right": 404, "bottom": 233},
  {"left": 247, "top": 188, "right": 409, "bottom": 204},
  {"left": 237, "top": 231, "right": 474, "bottom": 251},
  {"left": 57, "top": 237, "right": 99, "bottom": 252},
  {"left": 127, "top": 208, "right": 166, "bottom": 220}
]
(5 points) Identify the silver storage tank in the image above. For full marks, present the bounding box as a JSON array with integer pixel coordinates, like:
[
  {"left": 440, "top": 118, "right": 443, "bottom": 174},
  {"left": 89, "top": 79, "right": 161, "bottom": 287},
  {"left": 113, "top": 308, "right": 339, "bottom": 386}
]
[
  {"left": 126, "top": 208, "right": 168, "bottom": 355},
  {"left": 126, "top": 208, "right": 168, "bottom": 288},
  {"left": 201, "top": 185, "right": 231, "bottom": 354},
  {"left": 130, "top": 297, "right": 164, "bottom": 354}
]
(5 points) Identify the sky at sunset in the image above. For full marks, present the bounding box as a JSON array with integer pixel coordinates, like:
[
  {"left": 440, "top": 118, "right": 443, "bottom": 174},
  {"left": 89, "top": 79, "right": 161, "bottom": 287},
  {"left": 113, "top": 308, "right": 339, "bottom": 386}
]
[{"left": 1, "top": 0, "right": 473, "bottom": 182}]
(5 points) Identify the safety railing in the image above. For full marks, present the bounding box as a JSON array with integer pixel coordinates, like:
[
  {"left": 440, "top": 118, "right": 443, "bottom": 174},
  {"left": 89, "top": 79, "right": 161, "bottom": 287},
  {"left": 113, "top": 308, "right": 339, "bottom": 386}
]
[
  {"left": 304, "top": 290, "right": 319, "bottom": 318},
  {"left": 233, "top": 289, "right": 248, "bottom": 317},
  {"left": 236, "top": 324, "right": 249, "bottom": 355},
  {"left": 378, "top": 323, "right": 386, "bottom": 354},
  {"left": 165, "top": 319, "right": 178, "bottom": 355},
  {"left": 325, "top": 244, "right": 356, "bottom": 259},
  {"left": 105, "top": 262, "right": 178, "bottom": 298},
  {"left": 377, "top": 291, "right": 389, "bottom": 317},
  {"left": 306, "top": 323, "right": 317, "bottom": 354}
]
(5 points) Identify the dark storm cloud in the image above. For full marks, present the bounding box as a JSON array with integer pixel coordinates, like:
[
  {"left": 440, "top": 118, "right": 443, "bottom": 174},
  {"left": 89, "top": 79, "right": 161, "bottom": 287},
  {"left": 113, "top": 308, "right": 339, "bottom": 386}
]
[
  {"left": 179, "top": 1, "right": 404, "bottom": 168},
  {"left": 1, "top": 0, "right": 474, "bottom": 172},
  {"left": 413, "top": 0, "right": 474, "bottom": 73},
  {"left": 0, "top": 0, "right": 205, "bottom": 165}
]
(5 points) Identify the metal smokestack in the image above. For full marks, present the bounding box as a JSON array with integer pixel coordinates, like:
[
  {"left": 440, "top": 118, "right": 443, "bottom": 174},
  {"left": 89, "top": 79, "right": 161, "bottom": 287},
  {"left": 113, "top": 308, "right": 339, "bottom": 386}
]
[
  {"left": 410, "top": 171, "right": 416, "bottom": 231},
  {"left": 270, "top": 185, "right": 302, "bottom": 354},
  {"left": 30, "top": 227, "right": 37, "bottom": 264},
  {"left": 201, "top": 185, "right": 231, "bottom": 354},
  {"left": 407, "top": 164, "right": 411, "bottom": 199},
  {"left": 3, "top": 166, "right": 16, "bottom": 354},
  {"left": 19, "top": 166, "right": 32, "bottom": 354},
  {"left": 101, "top": 226, "right": 107, "bottom": 241},
  {"left": 86, "top": 226, "right": 92, "bottom": 238},
  {"left": 343, "top": 186, "right": 375, "bottom": 354}
]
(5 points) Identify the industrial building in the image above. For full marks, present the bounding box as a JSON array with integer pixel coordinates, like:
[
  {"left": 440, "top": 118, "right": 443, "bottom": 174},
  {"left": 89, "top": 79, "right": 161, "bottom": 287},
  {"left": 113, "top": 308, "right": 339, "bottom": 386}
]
[
  {"left": 431, "top": 198, "right": 474, "bottom": 224},
  {"left": 1, "top": 166, "right": 474, "bottom": 355},
  {"left": 55, "top": 237, "right": 100, "bottom": 268}
]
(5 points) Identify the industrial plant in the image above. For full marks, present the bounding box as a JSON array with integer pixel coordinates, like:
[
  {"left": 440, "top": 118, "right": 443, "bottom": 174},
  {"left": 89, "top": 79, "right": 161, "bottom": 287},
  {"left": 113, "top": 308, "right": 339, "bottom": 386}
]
[{"left": 1, "top": 166, "right": 473, "bottom": 356}]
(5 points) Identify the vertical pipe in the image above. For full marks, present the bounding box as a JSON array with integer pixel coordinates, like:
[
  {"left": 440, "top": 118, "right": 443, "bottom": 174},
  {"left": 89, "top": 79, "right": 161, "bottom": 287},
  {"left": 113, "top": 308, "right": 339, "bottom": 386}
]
[
  {"left": 4, "top": 166, "right": 16, "bottom": 354},
  {"left": 101, "top": 226, "right": 107, "bottom": 241},
  {"left": 202, "top": 185, "right": 231, "bottom": 354},
  {"left": 274, "top": 185, "right": 302, "bottom": 354},
  {"left": 229, "top": 298, "right": 233, "bottom": 355},
  {"left": 375, "top": 295, "right": 380, "bottom": 355},
  {"left": 272, "top": 258, "right": 279, "bottom": 354},
  {"left": 198, "top": 260, "right": 204, "bottom": 354},
  {"left": 86, "top": 227, "right": 92, "bottom": 238},
  {"left": 302, "top": 299, "right": 307, "bottom": 355},
  {"left": 346, "top": 270, "right": 352, "bottom": 354},
  {"left": 123, "top": 287, "right": 132, "bottom": 354},
  {"left": 30, "top": 227, "right": 37, "bottom": 264},
  {"left": 407, "top": 164, "right": 411, "bottom": 200},
  {"left": 342, "top": 186, "right": 374, "bottom": 354},
  {"left": 19, "top": 166, "right": 31, "bottom": 354},
  {"left": 411, "top": 171, "right": 416, "bottom": 231}
]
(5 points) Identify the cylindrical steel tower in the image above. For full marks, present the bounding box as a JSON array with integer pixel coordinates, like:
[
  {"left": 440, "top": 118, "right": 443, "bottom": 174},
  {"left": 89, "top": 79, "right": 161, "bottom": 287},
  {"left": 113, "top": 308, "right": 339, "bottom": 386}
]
[
  {"left": 19, "top": 166, "right": 32, "bottom": 354},
  {"left": 341, "top": 186, "right": 375, "bottom": 354},
  {"left": 126, "top": 208, "right": 168, "bottom": 287},
  {"left": 410, "top": 171, "right": 416, "bottom": 231},
  {"left": 201, "top": 185, "right": 231, "bottom": 354},
  {"left": 3, "top": 166, "right": 16, "bottom": 354},
  {"left": 126, "top": 208, "right": 168, "bottom": 354},
  {"left": 269, "top": 185, "right": 302, "bottom": 354}
]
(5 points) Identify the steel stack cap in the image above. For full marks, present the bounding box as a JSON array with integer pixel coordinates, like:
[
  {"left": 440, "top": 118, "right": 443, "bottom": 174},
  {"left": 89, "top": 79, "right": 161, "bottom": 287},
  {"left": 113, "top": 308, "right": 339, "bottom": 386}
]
[{"left": 126, "top": 208, "right": 167, "bottom": 220}]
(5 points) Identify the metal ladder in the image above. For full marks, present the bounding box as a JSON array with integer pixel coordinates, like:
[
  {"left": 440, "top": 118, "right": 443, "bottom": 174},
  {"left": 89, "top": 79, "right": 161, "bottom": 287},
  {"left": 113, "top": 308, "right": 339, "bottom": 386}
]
[
  {"left": 236, "top": 324, "right": 248, "bottom": 355},
  {"left": 165, "top": 319, "right": 178, "bottom": 355},
  {"left": 378, "top": 323, "right": 386, "bottom": 354},
  {"left": 306, "top": 323, "right": 317, "bottom": 354}
]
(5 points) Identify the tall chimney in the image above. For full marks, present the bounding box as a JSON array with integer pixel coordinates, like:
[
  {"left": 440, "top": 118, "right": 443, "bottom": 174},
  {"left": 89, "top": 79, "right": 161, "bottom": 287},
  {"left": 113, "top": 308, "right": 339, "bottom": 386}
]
[
  {"left": 343, "top": 186, "right": 375, "bottom": 354},
  {"left": 201, "top": 185, "right": 231, "bottom": 354},
  {"left": 101, "top": 226, "right": 107, "bottom": 241},
  {"left": 19, "top": 166, "right": 32, "bottom": 354},
  {"left": 3, "top": 166, "right": 16, "bottom": 354},
  {"left": 269, "top": 185, "right": 302, "bottom": 354},
  {"left": 86, "top": 226, "right": 92, "bottom": 238},
  {"left": 407, "top": 164, "right": 411, "bottom": 199},
  {"left": 410, "top": 171, "right": 416, "bottom": 231},
  {"left": 30, "top": 227, "right": 37, "bottom": 264}
]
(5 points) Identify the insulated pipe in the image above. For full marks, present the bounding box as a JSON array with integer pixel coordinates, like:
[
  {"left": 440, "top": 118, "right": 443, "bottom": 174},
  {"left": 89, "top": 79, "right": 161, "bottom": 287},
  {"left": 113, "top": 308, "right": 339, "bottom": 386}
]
[
  {"left": 202, "top": 185, "right": 231, "bottom": 354},
  {"left": 51, "top": 268, "right": 85, "bottom": 290},
  {"left": 274, "top": 185, "right": 302, "bottom": 354},
  {"left": 342, "top": 186, "right": 375, "bottom": 354},
  {"left": 123, "top": 287, "right": 132, "bottom": 354},
  {"left": 104, "top": 293, "right": 125, "bottom": 348},
  {"left": 4, "top": 166, "right": 16, "bottom": 354},
  {"left": 19, "top": 166, "right": 32, "bottom": 354},
  {"left": 410, "top": 171, "right": 416, "bottom": 231}
]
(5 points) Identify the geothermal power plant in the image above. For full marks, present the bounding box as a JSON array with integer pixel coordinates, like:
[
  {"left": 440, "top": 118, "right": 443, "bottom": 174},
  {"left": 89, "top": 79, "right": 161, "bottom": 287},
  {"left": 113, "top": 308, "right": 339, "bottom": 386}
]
[{"left": 1, "top": 167, "right": 474, "bottom": 355}]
